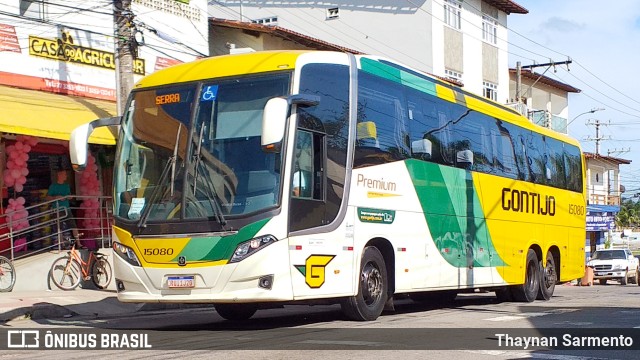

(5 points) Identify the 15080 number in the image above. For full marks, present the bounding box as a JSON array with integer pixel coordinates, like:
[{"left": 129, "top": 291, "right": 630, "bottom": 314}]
[{"left": 144, "top": 248, "right": 174, "bottom": 256}]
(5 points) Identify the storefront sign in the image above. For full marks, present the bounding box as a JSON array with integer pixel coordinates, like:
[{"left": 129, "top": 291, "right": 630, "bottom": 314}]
[
  {"left": 29, "top": 34, "right": 145, "bottom": 75},
  {"left": 586, "top": 211, "right": 616, "bottom": 231}
]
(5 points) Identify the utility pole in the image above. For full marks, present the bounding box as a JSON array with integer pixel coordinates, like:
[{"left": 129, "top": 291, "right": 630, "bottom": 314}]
[
  {"left": 515, "top": 61, "right": 522, "bottom": 103},
  {"left": 514, "top": 59, "right": 572, "bottom": 126},
  {"left": 515, "top": 59, "right": 572, "bottom": 100},
  {"left": 114, "top": 0, "right": 135, "bottom": 115},
  {"left": 586, "top": 119, "right": 611, "bottom": 155}
]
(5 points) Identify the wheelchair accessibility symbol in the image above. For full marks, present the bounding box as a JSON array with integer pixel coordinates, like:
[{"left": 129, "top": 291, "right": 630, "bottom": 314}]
[{"left": 201, "top": 85, "right": 219, "bottom": 102}]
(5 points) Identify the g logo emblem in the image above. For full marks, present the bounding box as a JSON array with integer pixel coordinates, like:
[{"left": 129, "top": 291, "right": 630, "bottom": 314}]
[{"left": 294, "top": 255, "right": 335, "bottom": 288}]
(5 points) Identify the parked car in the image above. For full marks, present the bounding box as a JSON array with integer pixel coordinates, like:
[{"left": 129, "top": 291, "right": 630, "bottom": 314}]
[{"left": 587, "top": 249, "right": 640, "bottom": 285}]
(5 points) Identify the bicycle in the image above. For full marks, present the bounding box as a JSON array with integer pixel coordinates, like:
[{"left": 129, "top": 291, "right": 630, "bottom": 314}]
[
  {"left": 49, "top": 237, "right": 112, "bottom": 290},
  {"left": 0, "top": 255, "right": 16, "bottom": 292}
]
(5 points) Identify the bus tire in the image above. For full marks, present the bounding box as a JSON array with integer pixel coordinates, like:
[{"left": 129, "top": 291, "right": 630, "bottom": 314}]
[
  {"left": 511, "top": 249, "right": 539, "bottom": 302},
  {"left": 214, "top": 303, "right": 258, "bottom": 321},
  {"left": 537, "top": 250, "right": 556, "bottom": 300},
  {"left": 341, "top": 246, "right": 387, "bottom": 321}
]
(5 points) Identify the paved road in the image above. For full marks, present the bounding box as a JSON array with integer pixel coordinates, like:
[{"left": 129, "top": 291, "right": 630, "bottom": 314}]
[{"left": 2, "top": 283, "right": 640, "bottom": 358}]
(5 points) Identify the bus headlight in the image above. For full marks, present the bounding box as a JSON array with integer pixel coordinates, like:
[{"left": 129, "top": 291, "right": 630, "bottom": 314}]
[
  {"left": 230, "top": 235, "right": 278, "bottom": 263},
  {"left": 113, "top": 242, "right": 142, "bottom": 267}
]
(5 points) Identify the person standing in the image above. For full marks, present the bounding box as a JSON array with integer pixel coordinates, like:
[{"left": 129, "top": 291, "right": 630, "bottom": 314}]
[{"left": 47, "top": 170, "right": 79, "bottom": 239}]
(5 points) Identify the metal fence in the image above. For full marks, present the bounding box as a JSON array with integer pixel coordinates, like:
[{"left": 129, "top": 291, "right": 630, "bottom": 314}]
[{"left": 0, "top": 195, "right": 113, "bottom": 261}]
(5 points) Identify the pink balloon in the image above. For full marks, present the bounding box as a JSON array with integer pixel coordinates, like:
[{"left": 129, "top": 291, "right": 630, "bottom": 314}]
[
  {"left": 20, "top": 153, "right": 28, "bottom": 162},
  {"left": 14, "top": 142, "right": 23, "bottom": 151},
  {"left": 6, "top": 145, "right": 14, "bottom": 153},
  {"left": 20, "top": 168, "right": 28, "bottom": 176},
  {"left": 11, "top": 169, "right": 20, "bottom": 179},
  {"left": 8, "top": 151, "right": 19, "bottom": 160},
  {"left": 16, "top": 197, "right": 25, "bottom": 205},
  {"left": 14, "top": 183, "right": 23, "bottom": 192},
  {"left": 28, "top": 138, "right": 38, "bottom": 147},
  {"left": 23, "top": 145, "right": 31, "bottom": 152}
]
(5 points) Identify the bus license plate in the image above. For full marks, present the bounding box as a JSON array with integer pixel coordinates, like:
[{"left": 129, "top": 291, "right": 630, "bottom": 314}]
[{"left": 167, "top": 276, "right": 195, "bottom": 288}]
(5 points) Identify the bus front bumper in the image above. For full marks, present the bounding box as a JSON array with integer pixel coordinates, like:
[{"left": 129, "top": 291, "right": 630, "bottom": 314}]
[{"left": 113, "top": 240, "right": 294, "bottom": 303}]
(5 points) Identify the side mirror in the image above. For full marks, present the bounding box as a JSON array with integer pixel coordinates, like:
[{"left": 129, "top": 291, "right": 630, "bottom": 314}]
[
  {"left": 261, "top": 97, "right": 289, "bottom": 152},
  {"left": 411, "top": 139, "right": 432, "bottom": 158},
  {"left": 261, "top": 94, "right": 320, "bottom": 153},
  {"left": 70, "top": 117, "right": 120, "bottom": 171}
]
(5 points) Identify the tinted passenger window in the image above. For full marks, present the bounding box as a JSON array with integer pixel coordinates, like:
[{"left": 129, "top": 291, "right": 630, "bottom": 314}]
[{"left": 355, "top": 71, "right": 409, "bottom": 168}]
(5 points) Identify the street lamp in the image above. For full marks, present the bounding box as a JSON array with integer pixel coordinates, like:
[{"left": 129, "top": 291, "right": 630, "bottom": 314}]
[{"left": 567, "top": 107, "right": 605, "bottom": 128}]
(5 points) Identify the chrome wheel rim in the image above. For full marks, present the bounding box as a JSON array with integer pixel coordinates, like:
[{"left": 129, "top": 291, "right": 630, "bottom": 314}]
[{"left": 361, "top": 262, "right": 383, "bottom": 306}]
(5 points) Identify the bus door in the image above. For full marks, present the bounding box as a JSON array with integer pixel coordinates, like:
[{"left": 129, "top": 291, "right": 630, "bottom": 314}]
[{"left": 288, "top": 129, "right": 355, "bottom": 299}]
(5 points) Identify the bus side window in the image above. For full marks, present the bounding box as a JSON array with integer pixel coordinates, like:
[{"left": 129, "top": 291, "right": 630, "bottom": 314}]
[{"left": 292, "top": 130, "right": 323, "bottom": 200}]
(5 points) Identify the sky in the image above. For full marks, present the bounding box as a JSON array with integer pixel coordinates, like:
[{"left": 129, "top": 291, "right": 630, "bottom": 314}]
[{"left": 506, "top": 1, "right": 640, "bottom": 197}]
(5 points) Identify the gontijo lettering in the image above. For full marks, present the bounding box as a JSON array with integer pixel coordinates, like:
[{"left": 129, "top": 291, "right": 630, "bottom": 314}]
[{"left": 501, "top": 188, "right": 556, "bottom": 216}]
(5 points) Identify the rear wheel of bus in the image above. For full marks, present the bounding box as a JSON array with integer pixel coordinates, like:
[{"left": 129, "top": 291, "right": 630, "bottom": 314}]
[
  {"left": 511, "top": 249, "right": 540, "bottom": 302},
  {"left": 537, "top": 250, "right": 557, "bottom": 300},
  {"left": 215, "top": 303, "right": 258, "bottom": 321},
  {"left": 341, "top": 246, "right": 387, "bottom": 321}
]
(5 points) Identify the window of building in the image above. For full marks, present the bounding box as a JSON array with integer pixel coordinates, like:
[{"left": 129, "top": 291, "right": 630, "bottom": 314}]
[
  {"left": 252, "top": 16, "right": 278, "bottom": 26},
  {"left": 482, "top": 14, "right": 498, "bottom": 44},
  {"left": 483, "top": 81, "right": 498, "bottom": 102},
  {"left": 445, "top": 69, "right": 463, "bottom": 82},
  {"left": 326, "top": 7, "right": 339, "bottom": 20},
  {"left": 444, "top": 0, "right": 462, "bottom": 30}
]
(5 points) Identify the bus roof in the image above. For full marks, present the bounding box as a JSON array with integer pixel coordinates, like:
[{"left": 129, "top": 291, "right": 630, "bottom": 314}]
[
  {"left": 134, "top": 50, "right": 581, "bottom": 148},
  {"left": 134, "top": 50, "right": 309, "bottom": 89},
  {"left": 355, "top": 54, "right": 582, "bottom": 148}
]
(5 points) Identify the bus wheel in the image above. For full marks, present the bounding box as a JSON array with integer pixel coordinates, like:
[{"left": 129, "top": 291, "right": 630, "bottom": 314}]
[
  {"left": 511, "top": 249, "right": 539, "bottom": 302},
  {"left": 215, "top": 303, "right": 258, "bottom": 321},
  {"left": 537, "top": 250, "right": 556, "bottom": 300},
  {"left": 341, "top": 246, "right": 387, "bottom": 321}
]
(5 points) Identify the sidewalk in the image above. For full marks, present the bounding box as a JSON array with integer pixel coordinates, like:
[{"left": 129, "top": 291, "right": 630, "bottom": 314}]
[
  {"left": 0, "top": 288, "right": 213, "bottom": 322},
  {"left": 0, "top": 288, "right": 141, "bottom": 321}
]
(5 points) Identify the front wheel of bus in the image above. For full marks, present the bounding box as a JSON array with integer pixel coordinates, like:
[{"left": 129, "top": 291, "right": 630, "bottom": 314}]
[
  {"left": 511, "top": 249, "right": 539, "bottom": 303},
  {"left": 341, "top": 246, "right": 387, "bottom": 321},
  {"left": 214, "top": 303, "right": 258, "bottom": 321},
  {"left": 537, "top": 250, "right": 556, "bottom": 300}
]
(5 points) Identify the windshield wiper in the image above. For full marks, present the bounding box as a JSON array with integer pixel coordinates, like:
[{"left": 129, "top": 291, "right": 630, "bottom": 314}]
[
  {"left": 194, "top": 154, "right": 228, "bottom": 228},
  {"left": 190, "top": 123, "right": 227, "bottom": 228},
  {"left": 138, "top": 126, "right": 182, "bottom": 228}
]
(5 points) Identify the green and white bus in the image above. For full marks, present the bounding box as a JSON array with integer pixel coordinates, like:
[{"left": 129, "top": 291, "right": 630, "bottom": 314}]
[{"left": 70, "top": 51, "right": 586, "bottom": 321}]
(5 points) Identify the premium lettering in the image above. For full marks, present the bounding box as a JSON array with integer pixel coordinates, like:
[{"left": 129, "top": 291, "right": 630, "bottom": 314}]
[
  {"left": 501, "top": 188, "right": 555, "bottom": 216},
  {"left": 357, "top": 174, "right": 397, "bottom": 191}
]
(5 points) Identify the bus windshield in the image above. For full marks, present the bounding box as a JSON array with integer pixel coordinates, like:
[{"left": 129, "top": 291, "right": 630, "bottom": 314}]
[{"left": 114, "top": 73, "right": 291, "bottom": 223}]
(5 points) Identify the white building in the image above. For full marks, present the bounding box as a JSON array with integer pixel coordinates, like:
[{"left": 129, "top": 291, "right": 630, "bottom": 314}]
[
  {"left": 209, "top": 0, "right": 528, "bottom": 103},
  {"left": 508, "top": 68, "right": 581, "bottom": 133}
]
